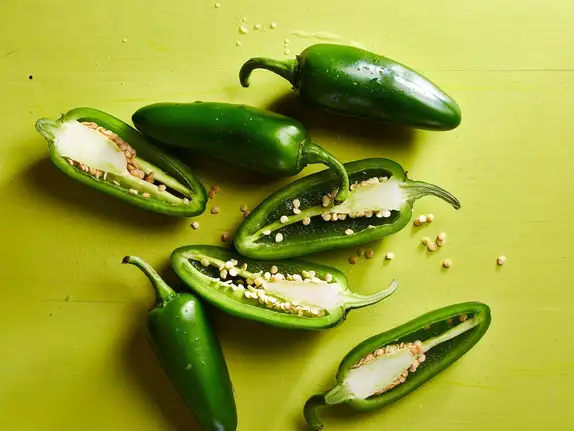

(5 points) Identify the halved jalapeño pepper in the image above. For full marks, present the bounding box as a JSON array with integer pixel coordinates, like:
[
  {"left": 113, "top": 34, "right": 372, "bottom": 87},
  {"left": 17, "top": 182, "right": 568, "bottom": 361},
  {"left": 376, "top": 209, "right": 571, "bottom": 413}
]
[
  {"left": 170, "top": 245, "right": 398, "bottom": 330},
  {"left": 234, "top": 158, "right": 461, "bottom": 259},
  {"left": 304, "top": 302, "right": 491, "bottom": 430},
  {"left": 35, "top": 107, "right": 207, "bottom": 216}
]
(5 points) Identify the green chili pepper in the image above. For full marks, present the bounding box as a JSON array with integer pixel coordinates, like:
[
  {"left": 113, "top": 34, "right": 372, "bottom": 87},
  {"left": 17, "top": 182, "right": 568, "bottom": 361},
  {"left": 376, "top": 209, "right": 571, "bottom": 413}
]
[
  {"left": 122, "top": 256, "right": 237, "bottom": 431},
  {"left": 170, "top": 245, "right": 398, "bottom": 330},
  {"left": 234, "top": 158, "right": 461, "bottom": 260},
  {"left": 35, "top": 108, "right": 207, "bottom": 216},
  {"left": 304, "top": 302, "right": 491, "bottom": 430},
  {"left": 240, "top": 43, "right": 461, "bottom": 131},
  {"left": 132, "top": 101, "right": 349, "bottom": 203}
]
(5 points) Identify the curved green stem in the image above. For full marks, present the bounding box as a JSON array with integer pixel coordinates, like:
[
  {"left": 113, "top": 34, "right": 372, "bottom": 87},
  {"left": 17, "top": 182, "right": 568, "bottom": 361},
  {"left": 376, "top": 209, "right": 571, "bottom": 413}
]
[
  {"left": 239, "top": 58, "right": 297, "bottom": 87},
  {"left": 122, "top": 256, "right": 177, "bottom": 306},
  {"left": 304, "top": 142, "right": 349, "bottom": 203},
  {"left": 402, "top": 179, "right": 461, "bottom": 210},
  {"left": 344, "top": 279, "right": 398, "bottom": 310},
  {"left": 303, "top": 394, "right": 328, "bottom": 431}
]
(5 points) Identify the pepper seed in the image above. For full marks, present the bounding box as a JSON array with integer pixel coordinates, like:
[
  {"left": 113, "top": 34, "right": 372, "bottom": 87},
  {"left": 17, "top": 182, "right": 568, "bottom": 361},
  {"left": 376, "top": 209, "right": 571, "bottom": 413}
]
[
  {"left": 349, "top": 256, "right": 357, "bottom": 265},
  {"left": 426, "top": 213, "right": 435, "bottom": 222},
  {"left": 208, "top": 190, "right": 216, "bottom": 199},
  {"left": 345, "top": 228, "right": 354, "bottom": 236},
  {"left": 497, "top": 255, "right": 507, "bottom": 265},
  {"left": 263, "top": 229, "right": 271, "bottom": 236},
  {"left": 321, "top": 213, "right": 331, "bottom": 221},
  {"left": 293, "top": 199, "right": 301, "bottom": 208},
  {"left": 270, "top": 265, "right": 278, "bottom": 274},
  {"left": 382, "top": 210, "right": 391, "bottom": 218},
  {"left": 211, "top": 206, "right": 220, "bottom": 214},
  {"left": 200, "top": 258, "right": 209, "bottom": 267},
  {"left": 275, "top": 233, "right": 284, "bottom": 243},
  {"left": 357, "top": 247, "right": 364, "bottom": 256},
  {"left": 240, "top": 204, "right": 248, "bottom": 212},
  {"left": 243, "top": 210, "right": 251, "bottom": 218},
  {"left": 129, "top": 189, "right": 138, "bottom": 195},
  {"left": 293, "top": 208, "right": 301, "bottom": 215},
  {"left": 221, "top": 232, "right": 229, "bottom": 242},
  {"left": 385, "top": 252, "right": 395, "bottom": 260},
  {"left": 142, "top": 192, "right": 150, "bottom": 199},
  {"left": 437, "top": 232, "right": 447, "bottom": 241},
  {"left": 158, "top": 184, "right": 167, "bottom": 192},
  {"left": 422, "top": 237, "right": 430, "bottom": 246},
  {"left": 325, "top": 273, "right": 333, "bottom": 282},
  {"left": 280, "top": 215, "right": 288, "bottom": 223},
  {"left": 442, "top": 259, "right": 452, "bottom": 268},
  {"left": 365, "top": 249, "right": 375, "bottom": 259},
  {"left": 302, "top": 217, "right": 311, "bottom": 225},
  {"left": 322, "top": 195, "right": 331, "bottom": 207},
  {"left": 428, "top": 242, "right": 437, "bottom": 252},
  {"left": 211, "top": 185, "right": 221, "bottom": 193}
]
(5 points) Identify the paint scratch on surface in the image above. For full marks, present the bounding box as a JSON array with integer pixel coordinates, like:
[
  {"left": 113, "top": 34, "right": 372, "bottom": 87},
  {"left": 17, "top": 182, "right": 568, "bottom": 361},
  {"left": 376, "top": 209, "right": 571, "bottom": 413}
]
[{"left": 2, "top": 48, "right": 20, "bottom": 58}]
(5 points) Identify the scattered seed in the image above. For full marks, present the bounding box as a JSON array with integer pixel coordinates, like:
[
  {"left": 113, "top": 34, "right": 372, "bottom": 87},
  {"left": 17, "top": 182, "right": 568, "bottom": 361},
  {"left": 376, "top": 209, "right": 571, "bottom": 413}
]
[
  {"left": 365, "top": 249, "right": 375, "bottom": 259},
  {"left": 442, "top": 259, "right": 452, "bottom": 268},
  {"left": 229, "top": 268, "right": 238, "bottom": 277},
  {"left": 270, "top": 22, "right": 278, "bottom": 29},
  {"left": 357, "top": 247, "right": 365, "bottom": 256},
  {"left": 385, "top": 252, "right": 395, "bottom": 260},
  {"left": 284, "top": 49, "right": 291, "bottom": 55},
  {"left": 208, "top": 190, "right": 216, "bottom": 199},
  {"left": 332, "top": 213, "right": 339, "bottom": 221},
  {"left": 345, "top": 228, "right": 354, "bottom": 236},
  {"left": 459, "top": 314, "right": 468, "bottom": 322},
  {"left": 382, "top": 210, "right": 392, "bottom": 218},
  {"left": 211, "top": 185, "right": 220, "bottom": 193},
  {"left": 239, "top": 25, "right": 249, "bottom": 34},
  {"left": 436, "top": 238, "right": 446, "bottom": 247},
  {"left": 419, "top": 215, "right": 428, "bottom": 224},
  {"left": 243, "top": 210, "right": 251, "bottom": 218},
  {"left": 142, "top": 192, "right": 150, "bottom": 199},
  {"left": 220, "top": 269, "right": 228, "bottom": 279},
  {"left": 422, "top": 237, "right": 430, "bottom": 246},
  {"left": 236, "top": 41, "right": 242, "bottom": 46},
  {"left": 293, "top": 199, "right": 301, "bottom": 208},
  {"left": 112, "top": 180, "right": 120, "bottom": 186},
  {"left": 325, "top": 273, "right": 333, "bottom": 282},
  {"left": 280, "top": 215, "right": 289, "bottom": 223},
  {"left": 270, "top": 265, "right": 278, "bottom": 274},
  {"left": 215, "top": 2, "right": 220, "bottom": 7},
  {"left": 275, "top": 233, "right": 284, "bottom": 243},
  {"left": 349, "top": 256, "right": 357, "bottom": 265},
  {"left": 129, "top": 189, "right": 138, "bottom": 195},
  {"left": 211, "top": 206, "right": 220, "bottom": 214},
  {"left": 437, "top": 232, "right": 447, "bottom": 241},
  {"left": 254, "top": 23, "right": 261, "bottom": 29},
  {"left": 221, "top": 232, "right": 229, "bottom": 242},
  {"left": 200, "top": 258, "right": 209, "bottom": 267},
  {"left": 263, "top": 229, "right": 271, "bottom": 236},
  {"left": 302, "top": 217, "right": 311, "bottom": 225},
  {"left": 426, "top": 214, "right": 435, "bottom": 222},
  {"left": 322, "top": 195, "right": 331, "bottom": 207},
  {"left": 293, "top": 208, "right": 301, "bottom": 215},
  {"left": 497, "top": 255, "right": 507, "bottom": 265},
  {"left": 428, "top": 242, "right": 437, "bottom": 252},
  {"left": 158, "top": 184, "right": 167, "bottom": 192},
  {"left": 191, "top": 221, "right": 200, "bottom": 229},
  {"left": 240, "top": 204, "right": 248, "bottom": 212}
]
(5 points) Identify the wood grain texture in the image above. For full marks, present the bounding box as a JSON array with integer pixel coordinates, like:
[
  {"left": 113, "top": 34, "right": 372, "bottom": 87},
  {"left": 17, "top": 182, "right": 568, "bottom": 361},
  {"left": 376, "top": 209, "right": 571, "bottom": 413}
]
[{"left": 1, "top": 0, "right": 573, "bottom": 430}]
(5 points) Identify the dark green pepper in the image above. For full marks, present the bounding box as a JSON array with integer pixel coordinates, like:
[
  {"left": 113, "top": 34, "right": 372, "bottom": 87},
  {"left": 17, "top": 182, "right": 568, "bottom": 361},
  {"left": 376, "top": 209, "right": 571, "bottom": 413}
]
[
  {"left": 304, "top": 302, "right": 491, "bottom": 430},
  {"left": 35, "top": 108, "right": 207, "bottom": 216},
  {"left": 132, "top": 101, "right": 349, "bottom": 203},
  {"left": 170, "top": 245, "right": 398, "bottom": 330},
  {"left": 122, "top": 256, "right": 237, "bottom": 431},
  {"left": 240, "top": 43, "right": 461, "bottom": 131},
  {"left": 234, "top": 158, "right": 461, "bottom": 260}
]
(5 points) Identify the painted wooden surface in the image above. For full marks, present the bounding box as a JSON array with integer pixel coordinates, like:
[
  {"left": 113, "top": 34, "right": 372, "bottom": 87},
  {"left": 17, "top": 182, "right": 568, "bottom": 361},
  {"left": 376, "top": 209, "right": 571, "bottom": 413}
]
[{"left": 1, "top": 1, "right": 572, "bottom": 430}]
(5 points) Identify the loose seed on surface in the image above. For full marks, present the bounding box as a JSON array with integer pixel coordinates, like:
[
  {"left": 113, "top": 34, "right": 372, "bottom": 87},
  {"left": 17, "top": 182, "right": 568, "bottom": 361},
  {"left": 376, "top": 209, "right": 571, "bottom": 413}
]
[
  {"left": 365, "top": 249, "right": 375, "bottom": 259},
  {"left": 211, "top": 206, "right": 220, "bottom": 214},
  {"left": 385, "top": 252, "right": 395, "bottom": 260},
  {"left": 357, "top": 247, "right": 364, "bottom": 256},
  {"left": 442, "top": 259, "right": 452, "bottom": 268},
  {"left": 240, "top": 204, "right": 248, "bottom": 212},
  {"left": 428, "top": 242, "right": 437, "bottom": 252},
  {"left": 426, "top": 213, "right": 435, "bottom": 222},
  {"left": 422, "top": 237, "right": 430, "bottom": 246},
  {"left": 437, "top": 232, "right": 447, "bottom": 241},
  {"left": 221, "top": 232, "right": 229, "bottom": 242},
  {"left": 243, "top": 210, "right": 251, "bottom": 218},
  {"left": 348, "top": 256, "right": 357, "bottom": 265},
  {"left": 497, "top": 255, "right": 507, "bottom": 265},
  {"left": 437, "top": 238, "right": 446, "bottom": 247},
  {"left": 208, "top": 190, "right": 216, "bottom": 199},
  {"left": 211, "top": 185, "right": 220, "bottom": 193}
]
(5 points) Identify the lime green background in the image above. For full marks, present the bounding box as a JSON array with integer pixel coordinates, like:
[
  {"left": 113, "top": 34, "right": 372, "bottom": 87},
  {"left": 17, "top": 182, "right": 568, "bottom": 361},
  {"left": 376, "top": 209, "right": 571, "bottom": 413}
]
[{"left": 1, "top": 1, "right": 572, "bottom": 430}]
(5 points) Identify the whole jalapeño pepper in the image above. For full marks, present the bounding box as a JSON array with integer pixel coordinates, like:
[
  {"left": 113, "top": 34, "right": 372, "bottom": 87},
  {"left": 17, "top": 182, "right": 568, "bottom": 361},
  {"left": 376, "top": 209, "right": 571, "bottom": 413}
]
[
  {"left": 122, "top": 256, "right": 237, "bottom": 431},
  {"left": 170, "top": 245, "right": 398, "bottom": 330},
  {"left": 240, "top": 44, "right": 461, "bottom": 131},
  {"left": 35, "top": 108, "right": 207, "bottom": 217},
  {"left": 304, "top": 302, "right": 491, "bottom": 430},
  {"left": 132, "top": 101, "right": 349, "bottom": 203},
  {"left": 235, "top": 158, "right": 460, "bottom": 260}
]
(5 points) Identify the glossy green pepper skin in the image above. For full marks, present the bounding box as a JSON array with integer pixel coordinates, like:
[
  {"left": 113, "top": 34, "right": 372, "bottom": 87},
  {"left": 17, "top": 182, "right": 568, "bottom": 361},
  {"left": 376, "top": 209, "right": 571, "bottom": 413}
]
[
  {"left": 122, "top": 256, "right": 237, "bottom": 431},
  {"left": 240, "top": 44, "right": 461, "bottom": 131},
  {"left": 132, "top": 102, "right": 349, "bottom": 203},
  {"left": 304, "top": 302, "right": 491, "bottom": 430},
  {"left": 234, "top": 158, "right": 461, "bottom": 260},
  {"left": 35, "top": 108, "right": 207, "bottom": 217},
  {"left": 170, "top": 245, "right": 398, "bottom": 330}
]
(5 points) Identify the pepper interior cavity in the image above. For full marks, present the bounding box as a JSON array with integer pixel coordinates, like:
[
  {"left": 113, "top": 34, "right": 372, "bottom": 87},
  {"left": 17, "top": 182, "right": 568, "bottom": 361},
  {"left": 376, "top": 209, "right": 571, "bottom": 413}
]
[
  {"left": 327, "top": 313, "right": 482, "bottom": 402},
  {"left": 36, "top": 118, "right": 194, "bottom": 205},
  {"left": 188, "top": 252, "right": 354, "bottom": 318}
]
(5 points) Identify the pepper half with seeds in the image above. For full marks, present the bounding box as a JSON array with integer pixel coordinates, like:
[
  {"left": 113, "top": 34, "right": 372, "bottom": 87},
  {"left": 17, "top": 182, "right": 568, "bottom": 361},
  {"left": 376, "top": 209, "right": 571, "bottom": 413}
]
[
  {"left": 132, "top": 101, "right": 349, "bottom": 203},
  {"left": 304, "top": 302, "right": 491, "bottom": 430},
  {"left": 239, "top": 43, "right": 462, "bottom": 131},
  {"left": 35, "top": 107, "right": 207, "bottom": 216},
  {"left": 234, "top": 158, "right": 461, "bottom": 259},
  {"left": 170, "top": 245, "right": 398, "bottom": 330}
]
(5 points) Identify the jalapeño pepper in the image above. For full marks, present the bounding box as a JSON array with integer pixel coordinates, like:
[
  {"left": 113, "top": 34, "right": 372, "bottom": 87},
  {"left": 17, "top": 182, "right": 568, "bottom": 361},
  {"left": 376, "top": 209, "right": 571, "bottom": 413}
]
[
  {"left": 170, "top": 245, "right": 398, "bottom": 330},
  {"left": 132, "top": 101, "right": 349, "bottom": 203},
  {"left": 304, "top": 302, "right": 491, "bottom": 430},
  {"left": 122, "top": 256, "right": 237, "bottom": 431},
  {"left": 35, "top": 108, "right": 207, "bottom": 217},
  {"left": 240, "top": 43, "right": 461, "bottom": 131},
  {"left": 234, "top": 158, "right": 461, "bottom": 260}
]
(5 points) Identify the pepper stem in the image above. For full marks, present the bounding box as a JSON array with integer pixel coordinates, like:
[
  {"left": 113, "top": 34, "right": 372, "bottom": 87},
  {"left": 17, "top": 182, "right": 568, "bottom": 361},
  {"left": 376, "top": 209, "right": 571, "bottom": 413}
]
[
  {"left": 344, "top": 279, "right": 399, "bottom": 310},
  {"left": 122, "top": 256, "right": 177, "bottom": 306},
  {"left": 402, "top": 179, "right": 461, "bottom": 210},
  {"left": 304, "top": 142, "right": 349, "bottom": 203},
  {"left": 303, "top": 394, "right": 328, "bottom": 431},
  {"left": 239, "top": 58, "right": 297, "bottom": 88},
  {"left": 35, "top": 118, "right": 60, "bottom": 141}
]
